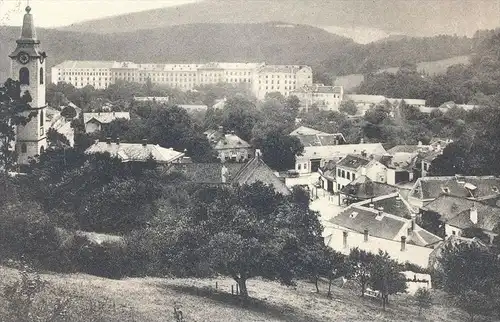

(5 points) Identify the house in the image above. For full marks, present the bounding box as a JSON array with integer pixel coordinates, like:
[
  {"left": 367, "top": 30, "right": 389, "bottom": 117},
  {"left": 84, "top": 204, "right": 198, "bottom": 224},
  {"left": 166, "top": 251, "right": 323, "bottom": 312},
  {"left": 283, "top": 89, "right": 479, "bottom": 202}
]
[
  {"left": 408, "top": 175, "right": 500, "bottom": 209},
  {"left": 294, "top": 142, "right": 386, "bottom": 175},
  {"left": 335, "top": 154, "right": 390, "bottom": 191},
  {"left": 324, "top": 195, "right": 442, "bottom": 267},
  {"left": 428, "top": 235, "right": 489, "bottom": 271},
  {"left": 355, "top": 192, "right": 418, "bottom": 220},
  {"left": 85, "top": 139, "right": 185, "bottom": 164},
  {"left": 178, "top": 104, "right": 208, "bottom": 112},
  {"left": 401, "top": 271, "right": 432, "bottom": 295},
  {"left": 289, "top": 126, "right": 326, "bottom": 136},
  {"left": 167, "top": 155, "right": 290, "bottom": 195},
  {"left": 83, "top": 112, "right": 130, "bottom": 133},
  {"left": 338, "top": 175, "right": 398, "bottom": 204},
  {"left": 133, "top": 96, "right": 170, "bottom": 103},
  {"left": 291, "top": 84, "right": 344, "bottom": 112}
]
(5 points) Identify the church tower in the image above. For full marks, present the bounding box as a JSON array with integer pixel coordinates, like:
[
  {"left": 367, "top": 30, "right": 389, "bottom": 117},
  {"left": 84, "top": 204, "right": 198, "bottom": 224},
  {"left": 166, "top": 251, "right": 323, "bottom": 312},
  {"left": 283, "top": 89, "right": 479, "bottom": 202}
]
[{"left": 8, "top": 6, "right": 47, "bottom": 166}]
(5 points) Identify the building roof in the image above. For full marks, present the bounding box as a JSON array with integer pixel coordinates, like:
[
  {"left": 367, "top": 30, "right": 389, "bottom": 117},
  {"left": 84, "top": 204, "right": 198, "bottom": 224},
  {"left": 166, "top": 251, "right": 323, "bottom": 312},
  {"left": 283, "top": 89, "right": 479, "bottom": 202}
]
[
  {"left": 293, "top": 133, "right": 345, "bottom": 147},
  {"left": 330, "top": 205, "right": 407, "bottom": 241},
  {"left": 408, "top": 229, "right": 443, "bottom": 247},
  {"left": 429, "top": 235, "right": 490, "bottom": 269},
  {"left": 178, "top": 104, "right": 208, "bottom": 111},
  {"left": 410, "top": 175, "right": 500, "bottom": 201},
  {"left": 290, "top": 126, "right": 327, "bottom": 136},
  {"left": 340, "top": 176, "right": 398, "bottom": 200},
  {"left": 167, "top": 157, "right": 289, "bottom": 195},
  {"left": 422, "top": 195, "right": 477, "bottom": 222},
  {"left": 258, "top": 65, "right": 311, "bottom": 74},
  {"left": 387, "top": 98, "right": 426, "bottom": 106},
  {"left": 214, "top": 134, "right": 252, "bottom": 150},
  {"left": 298, "top": 143, "right": 387, "bottom": 160},
  {"left": 344, "top": 94, "right": 386, "bottom": 104},
  {"left": 83, "top": 112, "right": 130, "bottom": 125},
  {"left": 168, "top": 162, "right": 244, "bottom": 184},
  {"left": 358, "top": 193, "right": 414, "bottom": 219},
  {"left": 387, "top": 145, "right": 427, "bottom": 154},
  {"left": 446, "top": 203, "right": 500, "bottom": 232},
  {"left": 85, "top": 141, "right": 184, "bottom": 163},
  {"left": 231, "top": 156, "right": 290, "bottom": 195},
  {"left": 379, "top": 152, "right": 418, "bottom": 171},
  {"left": 53, "top": 60, "right": 116, "bottom": 69},
  {"left": 336, "top": 154, "right": 371, "bottom": 170}
]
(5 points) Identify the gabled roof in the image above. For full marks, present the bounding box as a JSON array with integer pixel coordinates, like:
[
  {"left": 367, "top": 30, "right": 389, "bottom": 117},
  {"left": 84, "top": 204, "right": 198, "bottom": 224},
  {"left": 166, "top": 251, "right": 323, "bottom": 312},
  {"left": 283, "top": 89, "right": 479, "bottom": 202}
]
[
  {"left": 446, "top": 203, "right": 500, "bottom": 232},
  {"left": 167, "top": 157, "right": 289, "bottom": 195},
  {"left": 340, "top": 176, "right": 398, "bottom": 200},
  {"left": 214, "top": 134, "right": 252, "bottom": 150},
  {"left": 379, "top": 152, "right": 418, "bottom": 171},
  {"left": 410, "top": 175, "right": 500, "bottom": 201},
  {"left": 168, "top": 162, "right": 244, "bottom": 184},
  {"left": 330, "top": 205, "right": 407, "bottom": 241},
  {"left": 422, "top": 195, "right": 478, "bottom": 222},
  {"left": 85, "top": 141, "right": 184, "bottom": 163},
  {"left": 83, "top": 112, "right": 130, "bottom": 125},
  {"left": 294, "top": 133, "right": 345, "bottom": 147},
  {"left": 336, "top": 154, "right": 371, "bottom": 170},
  {"left": 290, "top": 126, "right": 327, "bottom": 136},
  {"left": 358, "top": 193, "right": 414, "bottom": 219},
  {"left": 408, "top": 229, "right": 442, "bottom": 247},
  {"left": 387, "top": 145, "right": 427, "bottom": 154},
  {"left": 299, "top": 143, "right": 387, "bottom": 160},
  {"left": 232, "top": 156, "right": 290, "bottom": 195}
]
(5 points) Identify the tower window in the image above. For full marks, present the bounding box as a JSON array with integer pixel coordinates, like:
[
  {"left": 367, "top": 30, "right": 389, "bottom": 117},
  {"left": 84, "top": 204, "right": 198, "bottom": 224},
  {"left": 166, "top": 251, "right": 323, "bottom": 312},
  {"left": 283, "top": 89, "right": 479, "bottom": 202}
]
[
  {"left": 40, "top": 67, "right": 44, "bottom": 85},
  {"left": 40, "top": 146, "right": 45, "bottom": 155},
  {"left": 40, "top": 110, "right": 44, "bottom": 127},
  {"left": 19, "top": 67, "right": 29, "bottom": 85},
  {"left": 21, "top": 143, "right": 27, "bottom": 153}
]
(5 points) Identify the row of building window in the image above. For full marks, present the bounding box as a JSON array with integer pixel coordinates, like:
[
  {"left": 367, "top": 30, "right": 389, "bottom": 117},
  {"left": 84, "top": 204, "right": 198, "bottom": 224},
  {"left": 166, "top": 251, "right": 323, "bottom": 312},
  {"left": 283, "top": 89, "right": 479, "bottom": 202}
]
[
  {"left": 337, "top": 168, "right": 355, "bottom": 181},
  {"left": 19, "top": 67, "right": 44, "bottom": 85}
]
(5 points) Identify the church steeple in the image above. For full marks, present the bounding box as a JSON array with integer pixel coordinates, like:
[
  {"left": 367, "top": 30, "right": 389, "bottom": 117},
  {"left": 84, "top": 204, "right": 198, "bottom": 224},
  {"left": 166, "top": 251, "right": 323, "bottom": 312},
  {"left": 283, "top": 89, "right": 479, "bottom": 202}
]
[
  {"left": 8, "top": 5, "right": 48, "bottom": 167},
  {"left": 20, "top": 6, "right": 37, "bottom": 41}
]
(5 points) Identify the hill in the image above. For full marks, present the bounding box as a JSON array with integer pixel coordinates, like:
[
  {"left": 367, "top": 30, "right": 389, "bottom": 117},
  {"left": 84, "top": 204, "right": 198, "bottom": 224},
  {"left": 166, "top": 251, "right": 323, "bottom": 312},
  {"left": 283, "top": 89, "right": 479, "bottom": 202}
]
[
  {"left": 60, "top": 0, "right": 500, "bottom": 39},
  {"left": 0, "top": 265, "right": 470, "bottom": 321},
  {"left": 0, "top": 23, "right": 476, "bottom": 85},
  {"left": 0, "top": 22, "right": 352, "bottom": 82}
]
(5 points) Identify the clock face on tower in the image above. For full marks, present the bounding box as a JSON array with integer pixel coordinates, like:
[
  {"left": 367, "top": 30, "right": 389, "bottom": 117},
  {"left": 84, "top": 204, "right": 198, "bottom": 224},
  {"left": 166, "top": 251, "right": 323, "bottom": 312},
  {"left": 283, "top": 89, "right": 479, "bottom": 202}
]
[{"left": 18, "top": 52, "right": 30, "bottom": 65}]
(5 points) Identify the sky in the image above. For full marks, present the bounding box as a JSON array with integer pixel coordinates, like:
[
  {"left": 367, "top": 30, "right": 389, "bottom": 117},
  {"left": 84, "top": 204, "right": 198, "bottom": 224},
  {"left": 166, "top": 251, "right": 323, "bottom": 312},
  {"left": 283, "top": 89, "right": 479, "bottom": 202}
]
[{"left": 0, "top": 0, "right": 201, "bottom": 27}]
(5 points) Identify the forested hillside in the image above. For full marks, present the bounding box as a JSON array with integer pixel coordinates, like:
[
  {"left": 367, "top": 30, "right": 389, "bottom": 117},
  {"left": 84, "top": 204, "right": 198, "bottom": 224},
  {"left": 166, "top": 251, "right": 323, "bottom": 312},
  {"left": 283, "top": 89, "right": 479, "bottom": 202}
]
[{"left": 0, "top": 23, "right": 477, "bottom": 85}]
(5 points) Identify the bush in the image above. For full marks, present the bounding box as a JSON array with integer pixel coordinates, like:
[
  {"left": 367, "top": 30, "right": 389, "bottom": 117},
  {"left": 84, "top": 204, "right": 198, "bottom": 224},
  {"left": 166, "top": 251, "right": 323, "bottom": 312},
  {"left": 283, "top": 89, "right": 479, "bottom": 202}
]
[{"left": 61, "top": 235, "right": 127, "bottom": 279}]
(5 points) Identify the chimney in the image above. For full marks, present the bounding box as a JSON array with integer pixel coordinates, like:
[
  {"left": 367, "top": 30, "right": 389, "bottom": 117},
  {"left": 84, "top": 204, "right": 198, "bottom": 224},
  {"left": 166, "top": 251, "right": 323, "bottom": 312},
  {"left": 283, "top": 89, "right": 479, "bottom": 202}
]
[
  {"left": 364, "top": 229, "right": 369, "bottom": 242},
  {"left": 113, "top": 111, "right": 116, "bottom": 116},
  {"left": 116, "top": 137, "right": 120, "bottom": 145},
  {"left": 142, "top": 139, "right": 147, "bottom": 146},
  {"left": 470, "top": 205, "right": 478, "bottom": 224},
  {"left": 343, "top": 231, "right": 348, "bottom": 248},
  {"left": 360, "top": 138, "right": 364, "bottom": 144},
  {"left": 401, "top": 236, "right": 406, "bottom": 251},
  {"left": 410, "top": 214, "right": 416, "bottom": 231},
  {"left": 218, "top": 125, "right": 224, "bottom": 133},
  {"left": 361, "top": 166, "right": 367, "bottom": 176},
  {"left": 106, "top": 137, "right": 111, "bottom": 144},
  {"left": 418, "top": 140, "right": 422, "bottom": 147}
]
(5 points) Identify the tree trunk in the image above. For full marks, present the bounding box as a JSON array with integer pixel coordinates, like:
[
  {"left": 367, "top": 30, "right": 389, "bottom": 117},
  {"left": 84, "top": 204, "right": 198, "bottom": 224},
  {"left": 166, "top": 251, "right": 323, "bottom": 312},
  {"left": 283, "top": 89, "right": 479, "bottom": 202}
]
[
  {"left": 361, "top": 280, "right": 366, "bottom": 297},
  {"left": 315, "top": 276, "right": 320, "bottom": 293},
  {"left": 327, "top": 276, "right": 333, "bottom": 298},
  {"left": 236, "top": 278, "right": 248, "bottom": 298}
]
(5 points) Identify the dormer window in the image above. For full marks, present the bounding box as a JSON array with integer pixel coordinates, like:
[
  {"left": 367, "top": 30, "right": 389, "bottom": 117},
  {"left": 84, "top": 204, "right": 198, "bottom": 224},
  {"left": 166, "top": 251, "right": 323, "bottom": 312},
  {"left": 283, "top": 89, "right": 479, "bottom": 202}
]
[
  {"left": 349, "top": 212, "right": 358, "bottom": 219},
  {"left": 442, "top": 187, "right": 450, "bottom": 194},
  {"left": 492, "top": 186, "right": 499, "bottom": 193}
]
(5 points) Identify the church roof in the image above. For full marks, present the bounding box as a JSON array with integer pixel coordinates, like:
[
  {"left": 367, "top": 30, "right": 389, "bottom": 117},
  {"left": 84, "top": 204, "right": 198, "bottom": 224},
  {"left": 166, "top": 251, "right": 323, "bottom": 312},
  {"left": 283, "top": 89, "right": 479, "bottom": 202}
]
[{"left": 21, "top": 6, "right": 37, "bottom": 40}]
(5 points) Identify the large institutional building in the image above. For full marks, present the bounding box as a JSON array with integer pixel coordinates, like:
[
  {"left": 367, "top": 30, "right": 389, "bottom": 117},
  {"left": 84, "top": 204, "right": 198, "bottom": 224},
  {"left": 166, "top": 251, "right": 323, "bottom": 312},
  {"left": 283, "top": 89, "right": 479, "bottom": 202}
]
[
  {"left": 9, "top": 6, "right": 48, "bottom": 166},
  {"left": 51, "top": 60, "right": 313, "bottom": 100}
]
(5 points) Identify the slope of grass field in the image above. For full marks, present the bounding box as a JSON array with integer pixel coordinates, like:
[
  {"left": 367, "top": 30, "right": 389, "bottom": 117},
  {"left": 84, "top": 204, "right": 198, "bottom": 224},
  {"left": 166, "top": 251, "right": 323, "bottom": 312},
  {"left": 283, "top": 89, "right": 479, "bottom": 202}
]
[
  {"left": 335, "top": 55, "right": 471, "bottom": 92},
  {"left": 0, "top": 265, "right": 479, "bottom": 321}
]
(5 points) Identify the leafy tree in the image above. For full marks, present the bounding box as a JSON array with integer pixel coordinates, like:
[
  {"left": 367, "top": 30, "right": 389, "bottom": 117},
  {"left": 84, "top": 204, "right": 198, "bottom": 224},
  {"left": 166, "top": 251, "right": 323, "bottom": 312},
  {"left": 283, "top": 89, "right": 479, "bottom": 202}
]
[
  {"left": 46, "top": 128, "right": 70, "bottom": 149},
  {"left": 457, "top": 290, "right": 495, "bottom": 322},
  {"left": 339, "top": 100, "right": 358, "bottom": 115},
  {"left": 414, "top": 288, "right": 432, "bottom": 316},
  {"left": 60, "top": 105, "right": 77, "bottom": 119},
  {"left": 169, "top": 183, "right": 323, "bottom": 298},
  {"left": 260, "top": 129, "right": 304, "bottom": 171},
  {"left": 369, "top": 251, "right": 407, "bottom": 309},
  {"left": 221, "top": 97, "right": 260, "bottom": 142},
  {"left": 0, "top": 79, "right": 35, "bottom": 172},
  {"left": 346, "top": 248, "right": 375, "bottom": 297},
  {"left": 461, "top": 227, "right": 491, "bottom": 244}
]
